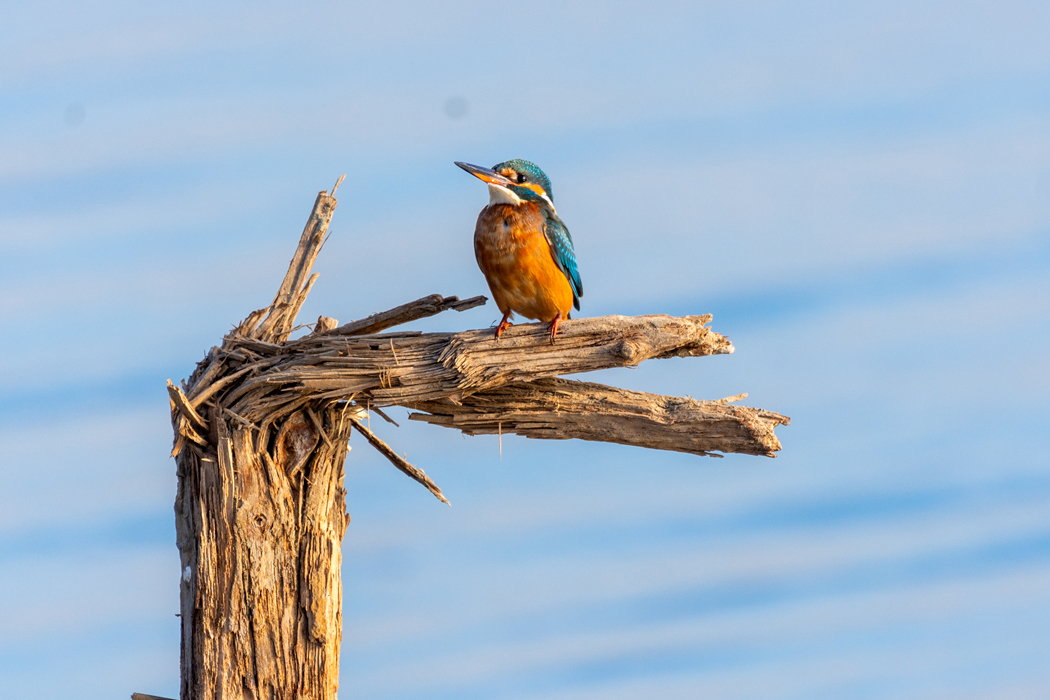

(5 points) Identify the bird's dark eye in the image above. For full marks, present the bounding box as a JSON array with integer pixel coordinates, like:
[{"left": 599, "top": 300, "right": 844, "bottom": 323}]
[{"left": 517, "top": 173, "right": 527, "bottom": 183}]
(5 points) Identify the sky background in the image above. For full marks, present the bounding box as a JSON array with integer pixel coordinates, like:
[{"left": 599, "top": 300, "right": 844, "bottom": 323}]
[{"left": 2, "top": 1, "right": 1049, "bottom": 698}]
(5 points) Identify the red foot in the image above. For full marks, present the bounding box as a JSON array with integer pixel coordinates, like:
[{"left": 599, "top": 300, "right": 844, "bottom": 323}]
[
  {"left": 547, "top": 312, "right": 564, "bottom": 344},
  {"left": 494, "top": 311, "right": 513, "bottom": 340}
]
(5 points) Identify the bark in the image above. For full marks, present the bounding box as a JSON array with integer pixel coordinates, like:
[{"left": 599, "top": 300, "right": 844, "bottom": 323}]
[{"left": 163, "top": 177, "right": 789, "bottom": 700}]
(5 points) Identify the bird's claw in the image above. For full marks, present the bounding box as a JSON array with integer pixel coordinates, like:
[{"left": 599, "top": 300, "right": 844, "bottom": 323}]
[
  {"left": 494, "top": 313, "right": 513, "bottom": 340},
  {"left": 547, "top": 313, "right": 563, "bottom": 344}
]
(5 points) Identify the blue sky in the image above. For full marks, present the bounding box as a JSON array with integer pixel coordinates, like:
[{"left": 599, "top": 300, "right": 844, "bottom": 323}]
[{"left": 1, "top": 1, "right": 1048, "bottom": 698}]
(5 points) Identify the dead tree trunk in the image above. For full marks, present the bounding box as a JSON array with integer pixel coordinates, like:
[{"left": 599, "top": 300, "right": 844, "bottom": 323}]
[
  {"left": 163, "top": 179, "right": 788, "bottom": 700},
  {"left": 169, "top": 187, "right": 350, "bottom": 700}
]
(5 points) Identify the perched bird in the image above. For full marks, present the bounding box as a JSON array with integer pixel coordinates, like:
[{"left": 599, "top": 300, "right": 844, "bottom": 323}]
[{"left": 455, "top": 159, "right": 583, "bottom": 342}]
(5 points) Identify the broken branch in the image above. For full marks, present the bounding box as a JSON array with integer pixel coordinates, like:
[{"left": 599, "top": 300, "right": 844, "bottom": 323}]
[
  {"left": 227, "top": 313, "right": 734, "bottom": 422},
  {"left": 236, "top": 185, "right": 340, "bottom": 343},
  {"left": 302, "top": 293, "right": 487, "bottom": 339},
  {"left": 407, "top": 377, "right": 789, "bottom": 458},
  {"left": 347, "top": 417, "right": 450, "bottom": 505}
]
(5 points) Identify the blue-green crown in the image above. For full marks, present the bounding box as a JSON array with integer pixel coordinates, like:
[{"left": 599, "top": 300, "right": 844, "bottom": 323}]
[{"left": 493, "top": 159, "right": 554, "bottom": 204}]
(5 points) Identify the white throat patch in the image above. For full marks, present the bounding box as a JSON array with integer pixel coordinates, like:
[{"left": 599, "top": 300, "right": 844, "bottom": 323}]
[
  {"left": 486, "top": 183, "right": 558, "bottom": 214},
  {"left": 487, "top": 184, "right": 523, "bottom": 206}
]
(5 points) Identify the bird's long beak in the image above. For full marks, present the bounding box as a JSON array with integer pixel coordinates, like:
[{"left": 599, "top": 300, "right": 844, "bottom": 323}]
[{"left": 455, "top": 161, "right": 516, "bottom": 187}]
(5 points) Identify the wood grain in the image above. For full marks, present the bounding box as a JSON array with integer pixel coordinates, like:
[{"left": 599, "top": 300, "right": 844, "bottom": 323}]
[
  {"left": 301, "top": 293, "right": 487, "bottom": 338},
  {"left": 407, "top": 377, "right": 789, "bottom": 458}
]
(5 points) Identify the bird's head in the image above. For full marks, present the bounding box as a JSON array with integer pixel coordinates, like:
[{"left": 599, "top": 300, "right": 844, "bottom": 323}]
[{"left": 455, "top": 159, "right": 555, "bottom": 211}]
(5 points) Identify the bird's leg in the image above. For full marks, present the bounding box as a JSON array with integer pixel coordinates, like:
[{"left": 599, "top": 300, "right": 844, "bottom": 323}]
[
  {"left": 494, "top": 311, "right": 513, "bottom": 340},
  {"left": 547, "top": 312, "right": 564, "bottom": 344}
]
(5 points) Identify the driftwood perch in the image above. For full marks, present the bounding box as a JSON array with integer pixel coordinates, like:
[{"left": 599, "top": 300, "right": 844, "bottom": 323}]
[{"left": 162, "top": 179, "right": 788, "bottom": 700}]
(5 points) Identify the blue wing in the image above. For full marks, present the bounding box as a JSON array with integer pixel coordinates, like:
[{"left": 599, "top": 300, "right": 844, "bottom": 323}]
[{"left": 543, "top": 212, "right": 583, "bottom": 311}]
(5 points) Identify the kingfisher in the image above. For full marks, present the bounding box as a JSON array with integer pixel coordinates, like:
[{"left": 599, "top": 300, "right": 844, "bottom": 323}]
[{"left": 455, "top": 159, "right": 583, "bottom": 342}]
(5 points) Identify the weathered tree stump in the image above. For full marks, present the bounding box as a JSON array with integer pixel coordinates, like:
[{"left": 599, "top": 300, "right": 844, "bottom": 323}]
[{"left": 162, "top": 179, "right": 789, "bottom": 700}]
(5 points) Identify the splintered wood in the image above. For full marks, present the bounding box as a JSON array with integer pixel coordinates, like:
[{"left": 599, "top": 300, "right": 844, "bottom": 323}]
[
  {"left": 171, "top": 187, "right": 352, "bottom": 700},
  {"left": 212, "top": 312, "right": 736, "bottom": 424},
  {"left": 406, "top": 377, "right": 787, "bottom": 458},
  {"left": 166, "top": 179, "right": 789, "bottom": 700}
]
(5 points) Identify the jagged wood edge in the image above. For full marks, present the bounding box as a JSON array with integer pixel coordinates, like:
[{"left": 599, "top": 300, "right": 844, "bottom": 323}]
[
  {"left": 170, "top": 180, "right": 499, "bottom": 499},
  {"left": 297, "top": 293, "right": 488, "bottom": 339},
  {"left": 172, "top": 310, "right": 771, "bottom": 499},
  {"left": 236, "top": 178, "right": 341, "bottom": 344},
  {"left": 405, "top": 376, "right": 789, "bottom": 458},
  {"left": 218, "top": 312, "right": 735, "bottom": 424}
]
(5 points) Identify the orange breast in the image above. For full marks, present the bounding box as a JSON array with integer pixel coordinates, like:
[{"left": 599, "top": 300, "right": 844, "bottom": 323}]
[{"left": 474, "top": 202, "right": 574, "bottom": 323}]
